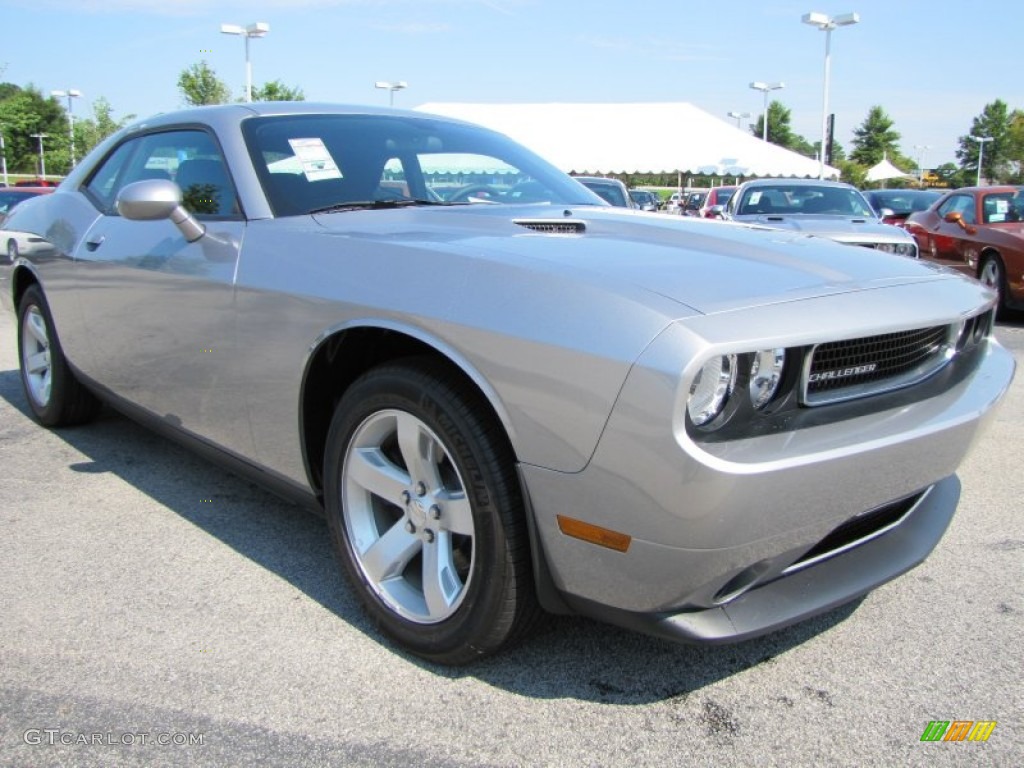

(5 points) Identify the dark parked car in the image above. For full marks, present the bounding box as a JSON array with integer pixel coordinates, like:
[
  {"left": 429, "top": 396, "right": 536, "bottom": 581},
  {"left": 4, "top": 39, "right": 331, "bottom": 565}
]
[
  {"left": 863, "top": 189, "right": 943, "bottom": 227},
  {"left": 0, "top": 103, "right": 1012, "bottom": 664},
  {"left": 575, "top": 176, "right": 635, "bottom": 208},
  {"left": 629, "top": 188, "right": 660, "bottom": 211},
  {"left": 905, "top": 186, "right": 1024, "bottom": 314}
]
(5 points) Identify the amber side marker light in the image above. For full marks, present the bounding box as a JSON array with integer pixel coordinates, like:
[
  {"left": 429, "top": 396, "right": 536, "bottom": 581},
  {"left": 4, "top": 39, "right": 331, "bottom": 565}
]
[{"left": 556, "top": 515, "right": 632, "bottom": 552}]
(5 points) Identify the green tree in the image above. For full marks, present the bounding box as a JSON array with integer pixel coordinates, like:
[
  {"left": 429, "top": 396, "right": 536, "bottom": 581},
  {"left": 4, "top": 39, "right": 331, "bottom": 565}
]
[
  {"left": 849, "top": 106, "right": 910, "bottom": 169},
  {"left": 76, "top": 97, "right": 135, "bottom": 159},
  {"left": 1005, "top": 109, "right": 1024, "bottom": 183},
  {"left": 751, "top": 101, "right": 817, "bottom": 159},
  {"left": 956, "top": 99, "right": 1016, "bottom": 184},
  {"left": 0, "top": 83, "right": 66, "bottom": 175},
  {"left": 178, "top": 61, "right": 230, "bottom": 106},
  {"left": 251, "top": 80, "right": 305, "bottom": 102}
]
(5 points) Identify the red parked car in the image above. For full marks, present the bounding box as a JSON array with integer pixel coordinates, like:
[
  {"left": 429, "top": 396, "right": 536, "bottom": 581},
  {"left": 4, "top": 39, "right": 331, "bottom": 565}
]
[
  {"left": 905, "top": 186, "right": 1024, "bottom": 314},
  {"left": 698, "top": 185, "right": 738, "bottom": 218}
]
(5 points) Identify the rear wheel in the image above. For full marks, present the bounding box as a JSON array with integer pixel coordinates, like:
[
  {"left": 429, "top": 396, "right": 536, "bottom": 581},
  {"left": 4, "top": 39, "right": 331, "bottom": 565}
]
[
  {"left": 17, "top": 284, "right": 101, "bottom": 426},
  {"left": 323, "top": 358, "right": 539, "bottom": 664}
]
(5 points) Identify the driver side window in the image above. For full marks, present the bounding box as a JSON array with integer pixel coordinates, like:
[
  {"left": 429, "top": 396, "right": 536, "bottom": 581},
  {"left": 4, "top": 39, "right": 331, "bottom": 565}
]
[
  {"left": 84, "top": 129, "right": 240, "bottom": 218},
  {"left": 937, "top": 195, "right": 975, "bottom": 225}
]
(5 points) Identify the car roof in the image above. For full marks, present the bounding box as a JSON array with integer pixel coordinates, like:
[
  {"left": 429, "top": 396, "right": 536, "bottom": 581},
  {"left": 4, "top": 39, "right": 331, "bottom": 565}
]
[
  {"left": 738, "top": 178, "right": 855, "bottom": 190},
  {"left": 119, "top": 102, "right": 479, "bottom": 136}
]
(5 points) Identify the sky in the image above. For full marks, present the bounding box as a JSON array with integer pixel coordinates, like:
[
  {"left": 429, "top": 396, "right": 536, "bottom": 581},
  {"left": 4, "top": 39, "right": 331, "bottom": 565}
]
[{"left": 1, "top": 0, "right": 1021, "bottom": 169}]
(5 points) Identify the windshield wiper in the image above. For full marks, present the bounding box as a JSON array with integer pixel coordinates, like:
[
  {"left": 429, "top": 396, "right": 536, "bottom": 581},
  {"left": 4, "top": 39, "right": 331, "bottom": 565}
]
[{"left": 309, "top": 199, "right": 452, "bottom": 214}]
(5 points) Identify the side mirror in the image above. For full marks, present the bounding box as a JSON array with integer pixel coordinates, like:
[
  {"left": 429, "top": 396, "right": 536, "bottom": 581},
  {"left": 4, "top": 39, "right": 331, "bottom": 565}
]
[
  {"left": 942, "top": 210, "right": 975, "bottom": 234},
  {"left": 878, "top": 207, "right": 895, "bottom": 219},
  {"left": 707, "top": 205, "right": 725, "bottom": 219},
  {"left": 116, "top": 179, "right": 206, "bottom": 242}
]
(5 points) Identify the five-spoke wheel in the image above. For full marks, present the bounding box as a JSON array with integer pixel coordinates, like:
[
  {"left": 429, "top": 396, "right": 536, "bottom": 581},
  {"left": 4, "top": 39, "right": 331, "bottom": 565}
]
[
  {"left": 17, "top": 285, "right": 101, "bottom": 426},
  {"left": 324, "top": 358, "right": 538, "bottom": 664}
]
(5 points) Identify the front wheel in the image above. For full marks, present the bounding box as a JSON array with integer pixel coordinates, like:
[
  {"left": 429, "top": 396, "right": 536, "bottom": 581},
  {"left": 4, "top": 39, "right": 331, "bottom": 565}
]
[
  {"left": 979, "top": 254, "right": 1008, "bottom": 317},
  {"left": 17, "top": 284, "right": 101, "bottom": 426},
  {"left": 323, "top": 358, "right": 539, "bottom": 664}
]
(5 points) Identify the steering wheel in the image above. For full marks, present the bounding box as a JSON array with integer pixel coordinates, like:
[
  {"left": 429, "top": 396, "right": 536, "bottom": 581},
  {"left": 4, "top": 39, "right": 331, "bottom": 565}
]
[{"left": 447, "top": 184, "right": 504, "bottom": 203}]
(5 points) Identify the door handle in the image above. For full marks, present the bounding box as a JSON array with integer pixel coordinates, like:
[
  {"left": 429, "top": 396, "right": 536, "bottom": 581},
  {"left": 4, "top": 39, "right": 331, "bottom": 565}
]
[{"left": 85, "top": 235, "right": 105, "bottom": 252}]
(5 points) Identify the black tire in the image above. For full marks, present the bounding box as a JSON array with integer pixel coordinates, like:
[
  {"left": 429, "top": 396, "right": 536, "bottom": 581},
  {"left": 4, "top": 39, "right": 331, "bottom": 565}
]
[
  {"left": 323, "top": 357, "right": 539, "bottom": 664},
  {"left": 979, "top": 254, "right": 1008, "bottom": 318},
  {"left": 17, "top": 284, "right": 101, "bottom": 426}
]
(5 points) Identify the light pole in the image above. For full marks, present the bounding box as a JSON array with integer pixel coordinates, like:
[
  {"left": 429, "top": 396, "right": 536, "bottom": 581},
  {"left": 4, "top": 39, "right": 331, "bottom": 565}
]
[
  {"left": 802, "top": 11, "right": 859, "bottom": 179},
  {"left": 0, "top": 124, "right": 8, "bottom": 187},
  {"left": 913, "top": 144, "right": 931, "bottom": 187},
  {"left": 727, "top": 111, "right": 752, "bottom": 129},
  {"left": 30, "top": 133, "right": 50, "bottom": 181},
  {"left": 970, "top": 136, "right": 993, "bottom": 186},
  {"left": 374, "top": 81, "right": 408, "bottom": 107},
  {"left": 50, "top": 88, "right": 82, "bottom": 168},
  {"left": 748, "top": 81, "right": 784, "bottom": 142},
  {"left": 220, "top": 22, "right": 270, "bottom": 102}
]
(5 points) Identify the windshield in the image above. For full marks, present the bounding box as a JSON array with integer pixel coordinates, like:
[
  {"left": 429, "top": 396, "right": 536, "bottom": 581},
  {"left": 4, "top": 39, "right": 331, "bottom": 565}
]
[
  {"left": 868, "top": 190, "right": 941, "bottom": 215},
  {"left": 242, "top": 114, "right": 600, "bottom": 216},
  {"left": 735, "top": 184, "right": 875, "bottom": 217}
]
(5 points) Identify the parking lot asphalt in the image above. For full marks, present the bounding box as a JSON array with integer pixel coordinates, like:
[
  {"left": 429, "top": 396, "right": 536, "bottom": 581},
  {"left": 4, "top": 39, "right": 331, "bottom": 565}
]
[{"left": 1, "top": 306, "right": 1021, "bottom": 767}]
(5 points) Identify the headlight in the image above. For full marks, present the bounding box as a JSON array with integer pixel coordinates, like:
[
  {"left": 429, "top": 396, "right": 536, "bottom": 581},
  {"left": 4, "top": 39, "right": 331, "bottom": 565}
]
[
  {"left": 876, "top": 242, "right": 917, "bottom": 257},
  {"left": 749, "top": 348, "right": 786, "bottom": 409},
  {"left": 687, "top": 354, "right": 737, "bottom": 426}
]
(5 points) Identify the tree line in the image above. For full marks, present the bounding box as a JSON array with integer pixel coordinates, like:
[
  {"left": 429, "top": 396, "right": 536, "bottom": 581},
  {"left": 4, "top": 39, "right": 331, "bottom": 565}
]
[
  {"left": 749, "top": 98, "right": 1024, "bottom": 188},
  {"left": 3, "top": 59, "right": 1021, "bottom": 188},
  {"left": 0, "top": 60, "right": 302, "bottom": 178}
]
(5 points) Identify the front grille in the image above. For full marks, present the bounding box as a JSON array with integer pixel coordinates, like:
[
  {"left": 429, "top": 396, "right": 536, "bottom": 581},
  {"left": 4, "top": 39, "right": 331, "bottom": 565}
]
[
  {"left": 514, "top": 220, "right": 585, "bottom": 234},
  {"left": 784, "top": 489, "right": 927, "bottom": 574},
  {"left": 802, "top": 324, "right": 952, "bottom": 405}
]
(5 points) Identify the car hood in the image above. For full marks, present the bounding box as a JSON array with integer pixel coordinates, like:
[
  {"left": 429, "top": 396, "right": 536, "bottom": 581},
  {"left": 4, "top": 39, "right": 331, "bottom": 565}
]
[
  {"left": 311, "top": 204, "right": 956, "bottom": 315},
  {"left": 730, "top": 213, "right": 909, "bottom": 241}
]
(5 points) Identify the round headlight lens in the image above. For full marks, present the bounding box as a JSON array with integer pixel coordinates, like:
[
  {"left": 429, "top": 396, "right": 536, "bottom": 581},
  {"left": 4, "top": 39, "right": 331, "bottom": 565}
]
[
  {"left": 749, "top": 348, "right": 786, "bottom": 409},
  {"left": 688, "top": 355, "right": 737, "bottom": 426}
]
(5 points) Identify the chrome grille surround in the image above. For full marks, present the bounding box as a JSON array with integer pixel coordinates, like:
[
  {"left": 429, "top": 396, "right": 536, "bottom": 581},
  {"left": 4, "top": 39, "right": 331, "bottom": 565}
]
[
  {"left": 851, "top": 241, "right": 919, "bottom": 258},
  {"left": 801, "top": 323, "right": 958, "bottom": 406}
]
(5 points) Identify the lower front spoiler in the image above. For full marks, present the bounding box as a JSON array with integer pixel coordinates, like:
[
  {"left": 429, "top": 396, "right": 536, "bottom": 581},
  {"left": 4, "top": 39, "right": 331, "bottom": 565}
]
[{"left": 562, "top": 473, "right": 960, "bottom": 645}]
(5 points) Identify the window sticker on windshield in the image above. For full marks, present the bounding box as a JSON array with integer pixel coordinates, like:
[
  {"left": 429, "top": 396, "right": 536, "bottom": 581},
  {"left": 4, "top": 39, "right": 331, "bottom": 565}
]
[
  {"left": 995, "top": 200, "right": 1009, "bottom": 213},
  {"left": 287, "top": 138, "right": 342, "bottom": 181},
  {"left": 748, "top": 191, "right": 762, "bottom": 204}
]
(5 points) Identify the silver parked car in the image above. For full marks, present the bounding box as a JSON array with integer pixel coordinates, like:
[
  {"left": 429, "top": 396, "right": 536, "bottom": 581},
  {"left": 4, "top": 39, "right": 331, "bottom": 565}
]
[
  {"left": 723, "top": 178, "right": 919, "bottom": 257},
  {"left": 1, "top": 103, "right": 1013, "bottom": 664}
]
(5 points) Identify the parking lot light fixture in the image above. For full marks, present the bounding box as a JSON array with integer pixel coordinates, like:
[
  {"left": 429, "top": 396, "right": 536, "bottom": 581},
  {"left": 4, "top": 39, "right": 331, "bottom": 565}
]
[
  {"left": 727, "top": 111, "right": 752, "bottom": 129},
  {"left": 748, "top": 82, "right": 784, "bottom": 142},
  {"left": 970, "top": 136, "right": 993, "bottom": 187},
  {"left": 913, "top": 144, "right": 931, "bottom": 187},
  {"left": 30, "top": 133, "right": 50, "bottom": 180},
  {"left": 220, "top": 22, "right": 270, "bottom": 103},
  {"left": 802, "top": 11, "right": 859, "bottom": 179},
  {"left": 374, "top": 81, "right": 408, "bottom": 107},
  {"left": 0, "top": 125, "right": 8, "bottom": 187},
  {"left": 50, "top": 89, "right": 82, "bottom": 168}
]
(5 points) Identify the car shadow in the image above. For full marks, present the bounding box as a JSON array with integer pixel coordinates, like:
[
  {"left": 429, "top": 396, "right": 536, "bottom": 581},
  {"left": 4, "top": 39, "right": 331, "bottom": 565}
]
[{"left": 1, "top": 367, "right": 863, "bottom": 704}]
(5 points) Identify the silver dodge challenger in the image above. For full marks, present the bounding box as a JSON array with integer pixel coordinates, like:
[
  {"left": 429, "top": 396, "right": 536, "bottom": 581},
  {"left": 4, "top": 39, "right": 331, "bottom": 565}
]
[{"left": 0, "top": 103, "right": 1014, "bottom": 664}]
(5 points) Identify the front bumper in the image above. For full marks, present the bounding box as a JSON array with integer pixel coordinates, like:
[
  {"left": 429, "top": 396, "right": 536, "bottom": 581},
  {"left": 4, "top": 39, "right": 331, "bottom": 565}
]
[
  {"left": 521, "top": 314, "right": 1014, "bottom": 643},
  {"left": 559, "top": 475, "right": 958, "bottom": 644}
]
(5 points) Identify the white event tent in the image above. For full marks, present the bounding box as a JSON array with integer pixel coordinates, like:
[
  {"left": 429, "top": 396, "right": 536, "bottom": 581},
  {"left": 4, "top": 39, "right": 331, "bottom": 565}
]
[
  {"left": 865, "top": 155, "right": 915, "bottom": 183},
  {"left": 416, "top": 102, "right": 839, "bottom": 179}
]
